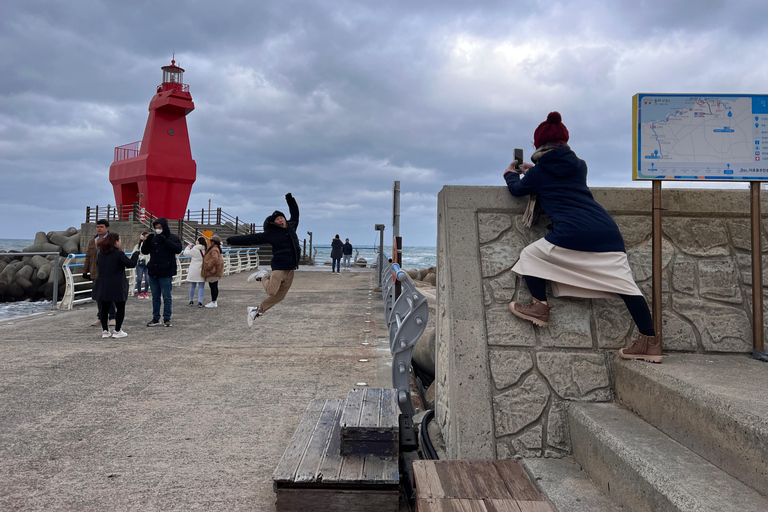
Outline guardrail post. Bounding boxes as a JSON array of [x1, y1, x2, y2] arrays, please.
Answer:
[[235, 216, 239, 234], [217, 207, 221, 225], [51, 255, 61, 308], [85, 206, 91, 223]]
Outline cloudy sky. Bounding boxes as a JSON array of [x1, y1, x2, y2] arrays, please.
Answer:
[[2, 0, 766, 246]]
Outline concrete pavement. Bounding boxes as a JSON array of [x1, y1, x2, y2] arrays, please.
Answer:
[[0, 267, 392, 511]]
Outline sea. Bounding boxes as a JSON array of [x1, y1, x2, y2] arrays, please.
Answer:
[[0, 238, 436, 321]]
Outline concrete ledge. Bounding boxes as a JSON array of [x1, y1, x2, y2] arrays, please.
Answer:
[[615, 354, 768, 496], [569, 402, 768, 512], [521, 457, 622, 512]]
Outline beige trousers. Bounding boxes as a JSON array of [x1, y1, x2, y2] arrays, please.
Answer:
[[259, 269, 295, 313]]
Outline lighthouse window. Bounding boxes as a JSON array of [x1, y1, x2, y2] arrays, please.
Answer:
[[168, 129, 175, 135]]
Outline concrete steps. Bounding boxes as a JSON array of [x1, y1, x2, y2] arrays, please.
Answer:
[[564, 354, 768, 512], [614, 354, 768, 496]]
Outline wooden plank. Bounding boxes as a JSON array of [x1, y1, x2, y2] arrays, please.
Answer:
[[359, 387, 382, 427], [337, 452, 365, 482], [413, 460, 446, 499], [314, 399, 345, 484], [276, 488, 398, 512], [360, 455, 400, 485], [339, 388, 364, 428], [294, 399, 344, 483], [273, 400, 325, 482], [492, 461, 545, 501], [380, 387, 399, 429]]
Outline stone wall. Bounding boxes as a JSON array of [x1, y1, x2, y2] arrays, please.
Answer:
[[436, 186, 768, 460]]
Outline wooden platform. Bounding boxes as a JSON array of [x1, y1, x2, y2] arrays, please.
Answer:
[[413, 460, 556, 512], [340, 388, 399, 457], [273, 398, 400, 512]]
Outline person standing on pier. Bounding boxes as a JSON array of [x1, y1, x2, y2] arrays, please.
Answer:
[[202, 235, 224, 308], [83, 218, 116, 328], [330, 234, 343, 274], [94, 233, 139, 338], [132, 232, 151, 299], [142, 218, 183, 327], [227, 193, 300, 327], [184, 236, 207, 308], [342, 238, 353, 270], [503, 111, 661, 363]]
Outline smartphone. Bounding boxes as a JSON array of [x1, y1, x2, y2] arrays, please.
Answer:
[[513, 148, 524, 170]]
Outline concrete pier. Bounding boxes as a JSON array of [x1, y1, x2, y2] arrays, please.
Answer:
[[0, 267, 392, 511]]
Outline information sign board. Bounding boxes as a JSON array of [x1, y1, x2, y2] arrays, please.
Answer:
[[633, 93, 768, 181]]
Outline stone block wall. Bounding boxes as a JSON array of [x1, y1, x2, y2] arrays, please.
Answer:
[[436, 185, 768, 460]]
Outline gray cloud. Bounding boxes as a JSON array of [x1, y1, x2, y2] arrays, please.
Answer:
[[1, 0, 765, 245]]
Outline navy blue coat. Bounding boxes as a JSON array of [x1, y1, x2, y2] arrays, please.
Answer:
[[504, 146, 626, 253]]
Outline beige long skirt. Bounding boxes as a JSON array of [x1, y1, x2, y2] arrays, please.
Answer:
[[511, 238, 642, 299]]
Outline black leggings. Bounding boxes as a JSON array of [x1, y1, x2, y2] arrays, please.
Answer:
[[209, 281, 219, 302], [100, 301, 126, 331], [523, 275, 654, 335]]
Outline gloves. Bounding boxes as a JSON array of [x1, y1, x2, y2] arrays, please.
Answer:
[[82, 273, 90, 280], [285, 192, 293, 200], [155, 234, 166, 243]]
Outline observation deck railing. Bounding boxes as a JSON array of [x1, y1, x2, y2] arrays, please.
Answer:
[[58, 247, 259, 310]]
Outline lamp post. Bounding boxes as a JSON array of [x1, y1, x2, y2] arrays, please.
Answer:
[[307, 231, 313, 264], [375, 224, 385, 285]]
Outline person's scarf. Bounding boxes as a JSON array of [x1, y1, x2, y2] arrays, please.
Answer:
[[522, 142, 569, 227]]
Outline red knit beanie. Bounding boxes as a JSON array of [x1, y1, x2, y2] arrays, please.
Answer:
[[533, 111, 569, 149]]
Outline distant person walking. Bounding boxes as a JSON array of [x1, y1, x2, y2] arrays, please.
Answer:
[[83, 218, 116, 327], [142, 218, 182, 327], [184, 236, 207, 308], [202, 235, 225, 308], [342, 238, 353, 270], [227, 193, 300, 327], [94, 233, 138, 338], [330, 235, 343, 274], [132, 232, 151, 298]]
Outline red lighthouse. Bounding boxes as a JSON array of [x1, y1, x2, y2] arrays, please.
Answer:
[[109, 59, 196, 220]]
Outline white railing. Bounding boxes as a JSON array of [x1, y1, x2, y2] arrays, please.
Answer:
[[59, 247, 259, 310]]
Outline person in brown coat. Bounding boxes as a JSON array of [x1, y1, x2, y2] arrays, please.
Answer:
[[82, 219, 115, 327], [202, 235, 225, 308]]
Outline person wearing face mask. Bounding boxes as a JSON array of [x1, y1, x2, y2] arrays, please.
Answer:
[[227, 193, 300, 327], [141, 217, 183, 327]]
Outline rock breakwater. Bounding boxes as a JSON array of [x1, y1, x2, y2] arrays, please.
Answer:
[[0, 227, 80, 302]]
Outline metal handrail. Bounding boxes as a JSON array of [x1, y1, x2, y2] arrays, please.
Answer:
[[58, 247, 259, 310]]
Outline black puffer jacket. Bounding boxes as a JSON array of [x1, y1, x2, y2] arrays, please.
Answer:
[[330, 237, 343, 259], [141, 217, 183, 277], [227, 194, 300, 271]]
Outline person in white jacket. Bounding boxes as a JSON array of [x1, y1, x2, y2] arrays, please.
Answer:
[[184, 237, 207, 307]]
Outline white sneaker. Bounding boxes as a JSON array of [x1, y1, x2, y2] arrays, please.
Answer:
[[204, 301, 218, 308], [247, 269, 270, 283], [247, 306, 261, 327], [112, 330, 128, 338], [102, 330, 111, 338]]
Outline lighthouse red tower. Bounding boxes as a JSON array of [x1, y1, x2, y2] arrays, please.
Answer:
[[109, 59, 196, 220]]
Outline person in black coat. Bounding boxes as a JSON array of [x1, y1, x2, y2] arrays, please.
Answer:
[[94, 233, 139, 338], [227, 193, 300, 326], [330, 234, 343, 274], [342, 238, 353, 270], [141, 217, 183, 327]]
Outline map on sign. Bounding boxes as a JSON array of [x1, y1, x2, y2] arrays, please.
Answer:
[[633, 93, 768, 181]]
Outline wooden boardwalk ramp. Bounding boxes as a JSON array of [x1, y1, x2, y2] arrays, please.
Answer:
[[413, 460, 556, 512]]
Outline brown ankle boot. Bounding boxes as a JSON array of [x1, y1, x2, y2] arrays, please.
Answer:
[[619, 333, 662, 363], [509, 298, 552, 327]]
